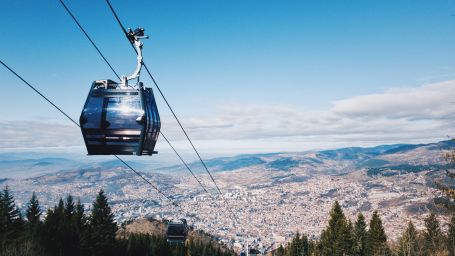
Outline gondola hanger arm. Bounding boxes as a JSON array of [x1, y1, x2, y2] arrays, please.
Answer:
[[121, 27, 149, 87]]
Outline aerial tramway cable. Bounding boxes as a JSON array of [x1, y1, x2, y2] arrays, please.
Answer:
[[104, 0, 224, 195], [58, 0, 210, 196], [103, 0, 243, 228], [58, 0, 242, 229], [59, 0, 120, 80], [0, 59, 176, 206]]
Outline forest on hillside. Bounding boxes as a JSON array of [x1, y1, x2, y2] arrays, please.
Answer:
[[271, 201, 455, 256], [0, 187, 234, 256]]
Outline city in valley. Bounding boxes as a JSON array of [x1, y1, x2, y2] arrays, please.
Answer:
[[2, 140, 453, 253]]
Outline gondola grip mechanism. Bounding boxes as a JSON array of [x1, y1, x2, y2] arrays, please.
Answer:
[[121, 28, 149, 88]]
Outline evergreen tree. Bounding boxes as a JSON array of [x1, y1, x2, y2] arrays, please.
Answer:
[[89, 189, 118, 255], [41, 201, 63, 255], [74, 199, 89, 254], [26, 192, 42, 225], [287, 232, 309, 256], [41, 198, 65, 255], [0, 186, 24, 245], [39, 196, 88, 256], [57, 198, 65, 214], [320, 201, 348, 256], [398, 221, 419, 256], [367, 210, 390, 256], [25, 192, 43, 244], [448, 214, 455, 256], [276, 244, 285, 256], [424, 212, 443, 254], [125, 233, 153, 256], [353, 213, 368, 256], [65, 194, 75, 219], [74, 200, 86, 229], [344, 220, 355, 255], [63, 195, 82, 256]]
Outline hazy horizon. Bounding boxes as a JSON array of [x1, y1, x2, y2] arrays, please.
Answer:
[[2, 0, 455, 155]]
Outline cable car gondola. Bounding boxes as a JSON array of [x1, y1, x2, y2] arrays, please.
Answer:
[[80, 28, 160, 156], [166, 219, 188, 244]]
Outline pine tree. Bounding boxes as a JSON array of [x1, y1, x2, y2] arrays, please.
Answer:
[[26, 192, 42, 225], [41, 198, 65, 255], [25, 192, 43, 246], [74, 200, 86, 229], [74, 199, 89, 254], [344, 220, 355, 255], [398, 221, 419, 256], [89, 189, 118, 255], [448, 214, 455, 256], [39, 196, 88, 256], [63, 195, 82, 256], [276, 244, 285, 256], [287, 232, 309, 256], [424, 212, 443, 254], [0, 186, 24, 245], [353, 213, 368, 256], [320, 201, 348, 256], [65, 195, 75, 219], [367, 210, 390, 256]]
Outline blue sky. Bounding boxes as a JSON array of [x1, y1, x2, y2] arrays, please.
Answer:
[[1, 0, 455, 154]]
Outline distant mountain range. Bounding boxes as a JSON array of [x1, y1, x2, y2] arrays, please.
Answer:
[[1, 140, 453, 180], [156, 140, 454, 176]]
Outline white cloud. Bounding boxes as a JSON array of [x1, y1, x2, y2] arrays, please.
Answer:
[[331, 80, 455, 120], [1, 80, 454, 153], [0, 121, 83, 149], [161, 80, 455, 152]]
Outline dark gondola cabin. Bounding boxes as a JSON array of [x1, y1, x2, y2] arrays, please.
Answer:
[[80, 79, 160, 155], [166, 220, 188, 244]]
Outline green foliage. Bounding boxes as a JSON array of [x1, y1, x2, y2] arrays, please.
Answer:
[[320, 201, 351, 256], [353, 213, 368, 256], [0, 186, 24, 247], [41, 198, 66, 255], [276, 244, 285, 256], [424, 212, 444, 254], [186, 235, 234, 256], [25, 192, 41, 225], [344, 220, 355, 255], [448, 214, 455, 256], [286, 232, 310, 256], [88, 189, 118, 255], [0, 187, 236, 256], [397, 221, 420, 256], [24, 192, 44, 253], [367, 210, 390, 256], [120, 233, 171, 256]]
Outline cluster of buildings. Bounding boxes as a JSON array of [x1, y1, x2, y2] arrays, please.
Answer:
[[10, 168, 446, 254]]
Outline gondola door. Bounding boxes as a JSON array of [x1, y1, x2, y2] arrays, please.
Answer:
[[101, 90, 145, 155]]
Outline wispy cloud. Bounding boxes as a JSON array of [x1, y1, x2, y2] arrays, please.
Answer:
[[162, 79, 455, 152], [0, 121, 83, 149], [331, 80, 455, 120], [2, 80, 454, 153]]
